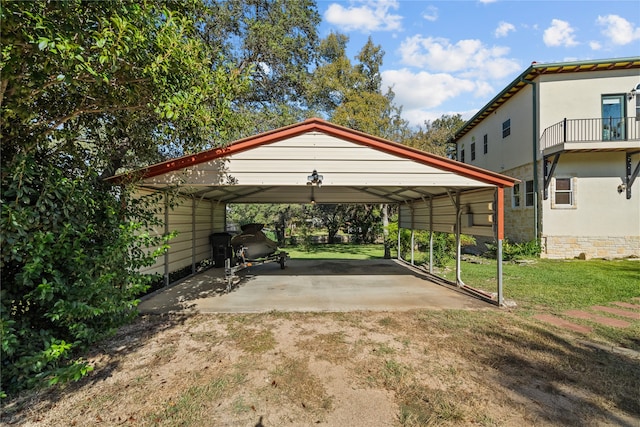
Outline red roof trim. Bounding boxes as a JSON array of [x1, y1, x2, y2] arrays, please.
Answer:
[[110, 118, 516, 187]]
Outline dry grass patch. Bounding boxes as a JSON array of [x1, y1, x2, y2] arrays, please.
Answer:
[[3, 310, 639, 427], [266, 356, 333, 421]]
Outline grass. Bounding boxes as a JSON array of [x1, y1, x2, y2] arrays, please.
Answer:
[[4, 244, 639, 427], [284, 243, 391, 260], [436, 257, 640, 311]]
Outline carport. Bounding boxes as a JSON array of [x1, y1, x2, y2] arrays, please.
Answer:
[[115, 118, 517, 306]]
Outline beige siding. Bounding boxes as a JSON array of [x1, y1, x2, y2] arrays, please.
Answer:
[[399, 189, 496, 237], [144, 132, 492, 189], [138, 191, 225, 277]]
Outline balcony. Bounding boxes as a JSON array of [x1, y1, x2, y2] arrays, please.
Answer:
[[541, 117, 640, 153]]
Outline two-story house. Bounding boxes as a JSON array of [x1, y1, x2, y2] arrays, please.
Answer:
[[453, 57, 640, 259]]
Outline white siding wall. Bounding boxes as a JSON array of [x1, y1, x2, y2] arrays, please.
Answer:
[[399, 189, 496, 237], [138, 190, 225, 278], [146, 132, 491, 188]]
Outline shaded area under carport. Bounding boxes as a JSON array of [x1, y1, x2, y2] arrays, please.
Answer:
[[138, 259, 492, 314]]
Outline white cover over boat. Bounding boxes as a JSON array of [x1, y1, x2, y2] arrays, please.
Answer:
[[230, 223, 278, 260]]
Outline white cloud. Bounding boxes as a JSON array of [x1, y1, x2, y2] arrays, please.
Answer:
[[381, 68, 496, 126], [398, 35, 520, 80], [422, 6, 438, 22], [543, 19, 578, 47], [597, 14, 640, 45], [479, 0, 497, 4], [589, 41, 602, 50], [324, 0, 402, 32], [495, 21, 515, 38]]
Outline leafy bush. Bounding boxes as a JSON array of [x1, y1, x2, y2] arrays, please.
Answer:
[[388, 224, 476, 267], [485, 239, 541, 261], [1, 152, 169, 396]]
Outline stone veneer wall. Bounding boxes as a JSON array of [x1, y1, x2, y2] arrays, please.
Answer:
[[542, 235, 640, 259], [502, 163, 541, 243]]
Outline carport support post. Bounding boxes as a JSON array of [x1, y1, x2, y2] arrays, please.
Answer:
[[191, 197, 196, 275], [397, 225, 401, 260], [163, 192, 170, 288], [455, 191, 462, 287], [496, 187, 505, 306], [429, 196, 433, 274], [410, 230, 415, 265]]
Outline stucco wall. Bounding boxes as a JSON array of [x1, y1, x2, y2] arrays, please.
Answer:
[[538, 70, 640, 133], [541, 152, 639, 236], [457, 85, 534, 173]]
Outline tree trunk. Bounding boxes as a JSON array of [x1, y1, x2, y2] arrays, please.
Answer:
[[382, 204, 391, 259]]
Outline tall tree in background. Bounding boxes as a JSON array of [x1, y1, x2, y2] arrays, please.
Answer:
[[0, 0, 247, 395], [307, 34, 409, 251], [403, 114, 466, 158], [201, 0, 321, 136]]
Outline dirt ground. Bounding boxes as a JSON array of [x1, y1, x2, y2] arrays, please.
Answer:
[[3, 308, 639, 426]]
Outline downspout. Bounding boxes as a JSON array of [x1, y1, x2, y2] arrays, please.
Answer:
[[521, 76, 539, 240]]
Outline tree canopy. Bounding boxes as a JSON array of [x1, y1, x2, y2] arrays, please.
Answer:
[[0, 0, 248, 395]]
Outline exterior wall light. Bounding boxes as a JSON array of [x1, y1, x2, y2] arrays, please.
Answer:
[[307, 169, 323, 187]]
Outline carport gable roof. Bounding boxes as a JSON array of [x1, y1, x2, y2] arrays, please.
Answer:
[[114, 118, 516, 204]]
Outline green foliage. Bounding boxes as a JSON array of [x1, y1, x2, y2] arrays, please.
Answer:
[[1, 0, 249, 174], [1, 151, 169, 395], [402, 114, 466, 157], [388, 226, 476, 267], [485, 239, 541, 261], [306, 33, 409, 140], [202, 0, 321, 137], [0, 0, 250, 396]]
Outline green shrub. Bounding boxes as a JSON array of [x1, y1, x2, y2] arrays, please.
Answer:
[[1, 152, 169, 396], [485, 239, 541, 261], [388, 224, 476, 267]]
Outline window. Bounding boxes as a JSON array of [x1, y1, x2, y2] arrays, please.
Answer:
[[554, 178, 574, 206], [512, 183, 521, 207], [525, 180, 535, 207], [460, 149, 465, 163], [601, 95, 626, 141], [502, 119, 511, 138], [483, 134, 488, 154], [471, 142, 476, 161]]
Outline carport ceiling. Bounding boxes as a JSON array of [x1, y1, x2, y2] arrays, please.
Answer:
[[115, 118, 516, 204]]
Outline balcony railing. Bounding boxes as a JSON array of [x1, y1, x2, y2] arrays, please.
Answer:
[[540, 116, 639, 151]]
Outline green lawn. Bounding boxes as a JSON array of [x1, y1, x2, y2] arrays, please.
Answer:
[[284, 243, 390, 260], [284, 243, 640, 349], [285, 243, 639, 311]]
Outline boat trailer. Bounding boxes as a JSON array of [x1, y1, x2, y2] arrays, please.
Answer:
[[224, 247, 288, 292]]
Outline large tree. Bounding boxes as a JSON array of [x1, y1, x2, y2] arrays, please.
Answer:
[[0, 0, 247, 395], [403, 114, 466, 158], [201, 0, 321, 136], [306, 34, 408, 251]]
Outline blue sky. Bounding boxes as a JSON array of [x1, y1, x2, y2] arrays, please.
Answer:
[[317, 0, 640, 127]]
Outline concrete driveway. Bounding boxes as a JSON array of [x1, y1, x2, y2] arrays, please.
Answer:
[[138, 259, 492, 314]]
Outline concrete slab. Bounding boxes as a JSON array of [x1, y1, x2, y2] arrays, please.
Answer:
[[138, 259, 493, 314]]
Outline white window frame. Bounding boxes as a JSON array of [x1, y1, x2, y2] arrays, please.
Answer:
[[551, 177, 576, 209], [512, 183, 521, 208], [525, 180, 535, 207]]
